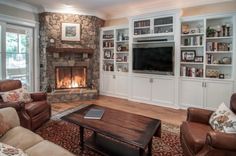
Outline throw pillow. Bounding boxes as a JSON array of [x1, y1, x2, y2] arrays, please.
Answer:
[[0, 142, 28, 156], [0, 114, 11, 137], [209, 103, 236, 133], [1, 87, 32, 103]]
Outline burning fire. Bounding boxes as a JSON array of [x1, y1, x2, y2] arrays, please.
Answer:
[[57, 76, 86, 89]]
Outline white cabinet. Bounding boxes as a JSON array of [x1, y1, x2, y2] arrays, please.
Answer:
[[100, 73, 128, 98], [131, 75, 176, 107], [100, 74, 115, 95], [152, 78, 175, 106], [180, 79, 233, 110], [205, 81, 233, 109], [180, 79, 204, 108], [131, 76, 152, 101], [115, 74, 128, 97], [132, 16, 174, 37]]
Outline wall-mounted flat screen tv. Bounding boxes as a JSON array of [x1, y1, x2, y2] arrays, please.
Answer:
[[133, 45, 174, 75]]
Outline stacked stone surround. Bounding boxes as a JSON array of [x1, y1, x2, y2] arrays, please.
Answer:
[[39, 12, 105, 91]]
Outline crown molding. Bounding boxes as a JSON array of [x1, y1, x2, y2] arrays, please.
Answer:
[[107, 0, 234, 19], [0, 0, 40, 13], [42, 7, 107, 20], [0, 0, 233, 20]]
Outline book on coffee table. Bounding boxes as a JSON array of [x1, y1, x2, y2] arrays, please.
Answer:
[[84, 108, 105, 119]]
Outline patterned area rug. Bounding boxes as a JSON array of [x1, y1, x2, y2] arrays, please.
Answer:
[[36, 106, 183, 156]]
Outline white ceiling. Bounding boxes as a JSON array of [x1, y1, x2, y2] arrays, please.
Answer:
[[1, 0, 235, 19]]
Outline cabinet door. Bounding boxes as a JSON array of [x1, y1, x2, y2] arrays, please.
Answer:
[[205, 81, 233, 110], [131, 76, 151, 101], [152, 78, 175, 106], [180, 80, 204, 108], [133, 19, 151, 36], [115, 75, 128, 97], [100, 74, 115, 95]]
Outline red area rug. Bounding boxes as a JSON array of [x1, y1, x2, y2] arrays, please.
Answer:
[[36, 120, 183, 156]]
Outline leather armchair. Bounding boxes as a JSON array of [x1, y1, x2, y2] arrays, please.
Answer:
[[0, 80, 51, 131], [180, 93, 236, 156]]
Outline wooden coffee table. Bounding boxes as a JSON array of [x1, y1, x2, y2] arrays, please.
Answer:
[[61, 104, 161, 156]]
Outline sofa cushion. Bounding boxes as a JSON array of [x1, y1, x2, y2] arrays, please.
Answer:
[[209, 103, 236, 133], [0, 126, 43, 150], [0, 142, 28, 156], [0, 114, 11, 137], [181, 121, 212, 154], [25, 101, 49, 117], [1, 87, 32, 103], [25, 140, 74, 156]]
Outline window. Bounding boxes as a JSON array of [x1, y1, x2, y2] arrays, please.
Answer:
[[0, 24, 33, 90]]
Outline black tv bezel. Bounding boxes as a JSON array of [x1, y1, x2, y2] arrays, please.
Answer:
[[132, 43, 175, 75]]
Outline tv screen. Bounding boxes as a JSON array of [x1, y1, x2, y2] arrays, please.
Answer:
[[133, 47, 173, 74]]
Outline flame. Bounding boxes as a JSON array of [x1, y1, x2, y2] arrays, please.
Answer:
[[57, 75, 86, 89], [56, 67, 87, 89]]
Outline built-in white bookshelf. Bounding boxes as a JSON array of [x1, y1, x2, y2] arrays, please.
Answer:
[[101, 26, 129, 73], [180, 16, 234, 80], [180, 19, 205, 78]]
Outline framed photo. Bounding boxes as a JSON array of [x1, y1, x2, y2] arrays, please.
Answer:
[[194, 56, 203, 62], [104, 50, 111, 59], [61, 23, 80, 41], [181, 50, 196, 62]]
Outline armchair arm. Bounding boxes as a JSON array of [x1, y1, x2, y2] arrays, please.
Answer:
[[0, 101, 25, 111], [206, 131, 236, 151], [30, 92, 47, 101], [187, 107, 213, 124]]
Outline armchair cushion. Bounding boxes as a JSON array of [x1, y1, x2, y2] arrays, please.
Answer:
[[181, 121, 212, 154], [0, 142, 28, 156], [209, 103, 236, 133], [1, 87, 32, 103]]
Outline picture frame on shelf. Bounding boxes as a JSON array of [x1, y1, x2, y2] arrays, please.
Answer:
[[194, 56, 203, 62], [61, 23, 81, 41], [104, 50, 112, 59], [181, 50, 196, 62], [182, 24, 190, 34]]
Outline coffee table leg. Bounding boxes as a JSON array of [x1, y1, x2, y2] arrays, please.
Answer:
[[79, 126, 84, 150], [148, 138, 153, 156]]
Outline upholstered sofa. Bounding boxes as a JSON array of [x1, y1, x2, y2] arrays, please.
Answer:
[[0, 107, 74, 156], [0, 80, 51, 131], [180, 93, 236, 156]]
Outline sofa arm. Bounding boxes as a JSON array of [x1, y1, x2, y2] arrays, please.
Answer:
[[0, 101, 25, 111], [187, 107, 213, 124], [30, 92, 47, 101], [0, 107, 20, 128], [206, 131, 236, 151]]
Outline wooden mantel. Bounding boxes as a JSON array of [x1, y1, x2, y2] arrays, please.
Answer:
[[46, 47, 94, 54]]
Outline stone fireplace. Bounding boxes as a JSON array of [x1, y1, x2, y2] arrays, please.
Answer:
[[55, 66, 87, 89], [38, 12, 105, 102]]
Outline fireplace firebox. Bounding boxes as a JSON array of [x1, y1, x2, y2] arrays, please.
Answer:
[[55, 66, 87, 89]]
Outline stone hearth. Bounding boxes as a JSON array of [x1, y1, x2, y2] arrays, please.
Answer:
[[47, 89, 97, 103]]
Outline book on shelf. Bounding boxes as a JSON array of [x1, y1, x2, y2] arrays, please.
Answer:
[[84, 108, 105, 119]]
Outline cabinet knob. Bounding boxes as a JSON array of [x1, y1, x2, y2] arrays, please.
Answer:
[[113, 75, 116, 79]]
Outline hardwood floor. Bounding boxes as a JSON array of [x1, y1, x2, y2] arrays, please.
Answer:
[[51, 95, 187, 126]]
